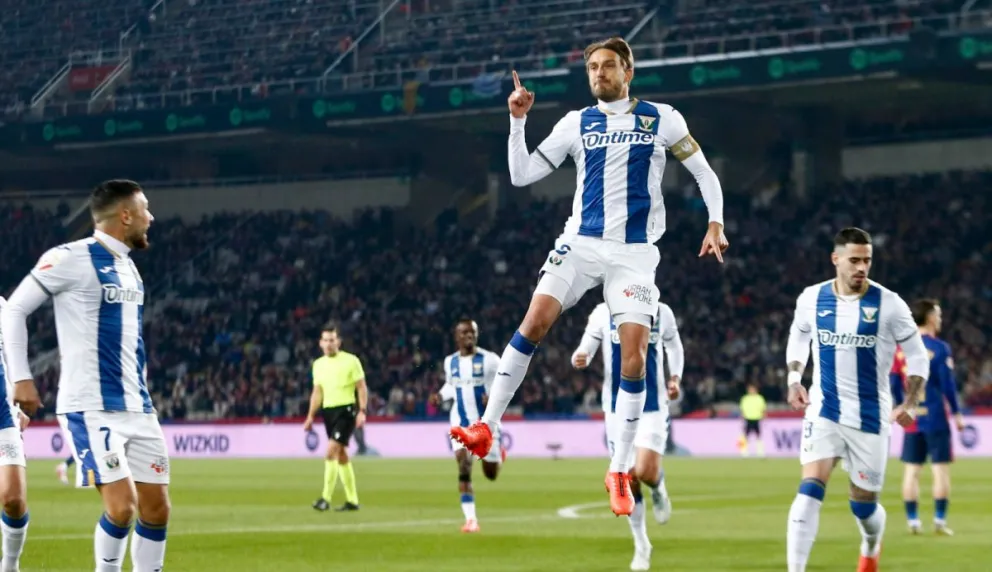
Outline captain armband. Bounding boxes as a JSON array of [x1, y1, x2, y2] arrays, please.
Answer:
[[669, 134, 701, 161]]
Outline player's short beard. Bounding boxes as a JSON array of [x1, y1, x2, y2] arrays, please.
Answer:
[[592, 79, 623, 102], [130, 229, 150, 250]]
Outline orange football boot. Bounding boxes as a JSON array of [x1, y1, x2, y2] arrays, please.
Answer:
[[605, 471, 635, 516], [857, 544, 881, 572], [450, 421, 493, 459]]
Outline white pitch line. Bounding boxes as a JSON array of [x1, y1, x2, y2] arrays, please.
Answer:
[[27, 513, 566, 542]]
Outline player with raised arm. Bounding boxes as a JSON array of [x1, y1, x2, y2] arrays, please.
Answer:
[[784, 228, 929, 572], [891, 299, 964, 536], [450, 36, 726, 517], [572, 302, 683, 571], [1, 180, 170, 572], [437, 320, 504, 533], [0, 297, 31, 572]]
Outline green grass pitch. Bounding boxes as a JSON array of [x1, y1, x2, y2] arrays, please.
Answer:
[[21, 457, 992, 571]]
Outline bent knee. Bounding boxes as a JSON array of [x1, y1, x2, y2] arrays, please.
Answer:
[[632, 464, 658, 486], [482, 462, 499, 481], [2, 497, 26, 519]]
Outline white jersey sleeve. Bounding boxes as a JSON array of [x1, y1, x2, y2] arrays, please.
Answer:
[[507, 111, 580, 187], [658, 303, 684, 379], [30, 245, 81, 296], [572, 302, 608, 367], [786, 286, 817, 370], [439, 358, 456, 402], [884, 292, 929, 381], [654, 103, 724, 226]]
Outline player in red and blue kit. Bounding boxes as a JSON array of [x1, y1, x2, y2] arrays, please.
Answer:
[[890, 299, 964, 536]]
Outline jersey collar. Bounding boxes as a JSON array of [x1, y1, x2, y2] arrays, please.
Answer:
[[93, 230, 131, 258], [597, 97, 638, 115]]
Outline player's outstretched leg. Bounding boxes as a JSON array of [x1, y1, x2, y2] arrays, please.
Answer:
[[786, 476, 827, 572], [452, 279, 565, 458], [627, 478, 651, 571], [901, 463, 922, 534], [605, 319, 651, 517], [130, 482, 170, 572], [851, 484, 886, 572], [454, 450, 479, 532], [94, 481, 135, 572], [0, 461, 29, 572]]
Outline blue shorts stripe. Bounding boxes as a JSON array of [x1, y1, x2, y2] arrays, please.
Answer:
[[65, 412, 102, 486], [609, 319, 622, 413]]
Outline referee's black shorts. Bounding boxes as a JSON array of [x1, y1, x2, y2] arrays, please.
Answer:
[[322, 404, 357, 446], [744, 419, 762, 437]]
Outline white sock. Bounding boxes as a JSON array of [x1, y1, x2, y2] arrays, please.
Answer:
[[853, 502, 885, 558], [787, 481, 825, 572], [629, 500, 650, 551], [1, 512, 28, 571], [481, 332, 537, 428], [460, 493, 477, 521], [95, 514, 130, 572], [609, 377, 646, 473], [130, 520, 167, 572]]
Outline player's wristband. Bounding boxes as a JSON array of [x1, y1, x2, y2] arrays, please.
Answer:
[[787, 371, 802, 386]]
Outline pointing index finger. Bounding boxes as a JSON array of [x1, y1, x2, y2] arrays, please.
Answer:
[[511, 70, 521, 90]]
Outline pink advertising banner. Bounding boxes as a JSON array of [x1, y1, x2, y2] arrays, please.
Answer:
[[22, 417, 992, 459]]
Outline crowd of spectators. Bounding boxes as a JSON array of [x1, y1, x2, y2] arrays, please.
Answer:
[[3, 0, 981, 116], [3, 169, 991, 422]]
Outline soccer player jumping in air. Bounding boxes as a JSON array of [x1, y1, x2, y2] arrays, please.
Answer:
[[450, 37, 727, 517]]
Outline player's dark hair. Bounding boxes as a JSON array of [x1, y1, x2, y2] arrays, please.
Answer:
[[454, 318, 476, 331], [321, 323, 339, 336], [90, 179, 142, 221], [911, 298, 940, 326], [833, 227, 872, 248], [584, 37, 634, 70]]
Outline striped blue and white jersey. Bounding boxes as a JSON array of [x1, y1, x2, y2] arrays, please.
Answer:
[[790, 280, 920, 435], [439, 348, 500, 428], [581, 302, 684, 414], [0, 298, 17, 430], [532, 100, 691, 244], [26, 231, 153, 415]]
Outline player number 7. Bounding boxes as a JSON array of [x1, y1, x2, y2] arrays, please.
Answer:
[[99, 426, 111, 450]]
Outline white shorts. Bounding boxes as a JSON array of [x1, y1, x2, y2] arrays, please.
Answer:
[[537, 234, 660, 319], [799, 416, 889, 492], [0, 427, 26, 468], [605, 410, 670, 465], [57, 411, 170, 487], [450, 425, 503, 464]]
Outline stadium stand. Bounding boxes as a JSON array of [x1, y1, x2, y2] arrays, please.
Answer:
[[4, 170, 990, 421], [5, 0, 978, 115]]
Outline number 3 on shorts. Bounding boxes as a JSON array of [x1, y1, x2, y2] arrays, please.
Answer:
[[99, 426, 111, 451], [803, 421, 813, 439]]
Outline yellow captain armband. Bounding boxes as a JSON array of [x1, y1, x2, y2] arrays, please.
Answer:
[[669, 134, 701, 161]]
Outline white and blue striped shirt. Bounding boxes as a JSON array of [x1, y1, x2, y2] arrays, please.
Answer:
[[516, 99, 715, 244], [788, 280, 922, 435], [440, 348, 500, 428], [579, 302, 685, 414], [4, 231, 153, 415], [0, 298, 17, 431]]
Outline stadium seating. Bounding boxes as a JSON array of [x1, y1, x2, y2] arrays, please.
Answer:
[[3, 170, 990, 421], [0, 0, 149, 115], [3, 0, 973, 114]]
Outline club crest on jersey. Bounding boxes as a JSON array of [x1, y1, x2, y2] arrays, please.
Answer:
[[102, 284, 145, 305], [582, 131, 654, 150], [636, 115, 656, 132], [861, 307, 878, 323]]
